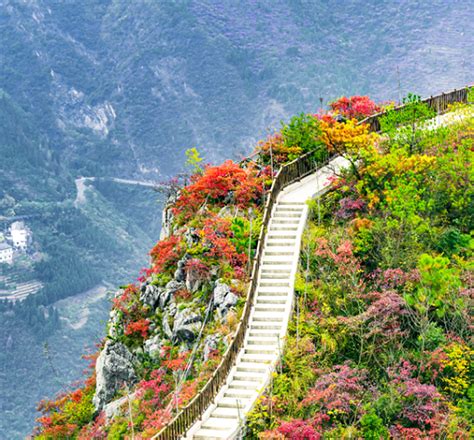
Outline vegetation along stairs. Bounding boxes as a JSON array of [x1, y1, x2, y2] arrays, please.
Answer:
[[154, 85, 471, 440]]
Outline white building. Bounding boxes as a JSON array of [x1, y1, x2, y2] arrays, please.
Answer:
[[0, 242, 13, 264], [10, 221, 31, 250]]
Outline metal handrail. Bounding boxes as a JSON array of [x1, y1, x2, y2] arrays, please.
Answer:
[[153, 150, 335, 440]]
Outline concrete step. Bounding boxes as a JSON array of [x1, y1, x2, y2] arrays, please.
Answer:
[[240, 354, 275, 363], [268, 226, 299, 231], [256, 296, 288, 304], [217, 397, 250, 408], [236, 363, 268, 373], [257, 286, 290, 293], [228, 380, 262, 389], [273, 212, 302, 218], [260, 274, 291, 280], [209, 407, 241, 419], [254, 305, 286, 312], [252, 314, 284, 322], [261, 260, 293, 266], [263, 249, 295, 255], [259, 281, 290, 287], [246, 336, 279, 345], [224, 388, 256, 399], [231, 370, 267, 381], [275, 206, 304, 211], [201, 418, 235, 431], [244, 346, 277, 355], [193, 428, 233, 439], [257, 294, 289, 300], [278, 201, 305, 205], [266, 241, 295, 247], [271, 219, 300, 224], [249, 323, 282, 330], [260, 268, 292, 274], [267, 234, 298, 239], [248, 329, 281, 338]]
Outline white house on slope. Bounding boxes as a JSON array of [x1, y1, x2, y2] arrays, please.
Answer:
[[10, 221, 31, 250], [0, 242, 13, 264]]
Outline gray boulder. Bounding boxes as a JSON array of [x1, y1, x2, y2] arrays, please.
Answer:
[[144, 334, 162, 359], [140, 284, 164, 309], [174, 255, 190, 282], [93, 340, 137, 411], [160, 193, 177, 240], [172, 308, 202, 342], [202, 334, 219, 362], [213, 279, 238, 319]]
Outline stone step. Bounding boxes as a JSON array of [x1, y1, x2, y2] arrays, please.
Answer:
[[249, 323, 282, 330], [244, 345, 277, 355], [271, 219, 300, 224], [235, 363, 268, 373], [263, 251, 295, 256], [228, 380, 262, 389], [256, 298, 287, 306], [260, 268, 292, 274], [261, 260, 293, 266], [224, 388, 256, 399], [266, 241, 295, 247], [217, 397, 250, 409], [254, 305, 286, 312], [210, 407, 240, 419], [275, 207, 304, 212], [256, 292, 289, 299], [246, 336, 279, 345], [193, 428, 233, 439], [259, 281, 290, 287], [201, 418, 235, 431], [267, 234, 297, 239], [231, 370, 266, 381], [260, 274, 291, 280], [240, 354, 274, 364], [273, 212, 302, 218], [248, 329, 281, 338]]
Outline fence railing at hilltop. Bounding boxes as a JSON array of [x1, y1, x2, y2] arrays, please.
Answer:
[[153, 150, 334, 440], [360, 85, 472, 132]]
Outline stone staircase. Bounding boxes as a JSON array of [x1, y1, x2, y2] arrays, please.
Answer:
[[184, 156, 350, 439]]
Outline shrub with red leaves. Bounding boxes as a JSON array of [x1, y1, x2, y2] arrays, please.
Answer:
[[173, 160, 263, 221], [330, 96, 380, 120]]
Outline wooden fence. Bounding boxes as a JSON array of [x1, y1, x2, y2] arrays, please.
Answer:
[[360, 85, 472, 132], [153, 150, 334, 440]]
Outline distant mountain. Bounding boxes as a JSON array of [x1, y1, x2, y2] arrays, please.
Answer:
[[0, 0, 472, 437]]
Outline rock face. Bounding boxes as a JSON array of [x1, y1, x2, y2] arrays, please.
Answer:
[[160, 193, 177, 240], [140, 284, 164, 309], [93, 341, 137, 411], [172, 308, 202, 342], [144, 334, 162, 359], [213, 280, 238, 319], [203, 334, 219, 362]]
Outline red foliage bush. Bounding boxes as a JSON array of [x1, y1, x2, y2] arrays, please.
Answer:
[[149, 235, 183, 274], [124, 318, 150, 338], [173, 160, 263, 220], [330, 96, 380, 120]]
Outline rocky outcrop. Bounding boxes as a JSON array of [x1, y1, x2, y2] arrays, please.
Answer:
[[144, 334, 162, 359], [202, 334, 219, 362], [139, 280, 184, 311], [93, 341, 138, 411], [160, 193, 177, 240], [172, 308, 203, 342], [213, 279, 238, 319]]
